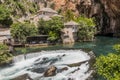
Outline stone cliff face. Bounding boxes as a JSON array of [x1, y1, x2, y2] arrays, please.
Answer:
[[47, 0, 120, 36], [78, 0, 120, 36], [1, 0, 120, 35], [90, 0, 120, 36]]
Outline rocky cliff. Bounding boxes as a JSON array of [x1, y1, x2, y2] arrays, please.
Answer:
[[1, 0, 120, 36], [47, 0, 120, 36]]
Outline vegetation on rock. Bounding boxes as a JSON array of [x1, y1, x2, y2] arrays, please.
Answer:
[[64, 9, 75, 22], [0, 4, 13, 26], [0, 0, 39, 24]]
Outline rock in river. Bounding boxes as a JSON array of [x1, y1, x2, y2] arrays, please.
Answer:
[[44, 66, 57, 77], [12, 73, 33, 80]]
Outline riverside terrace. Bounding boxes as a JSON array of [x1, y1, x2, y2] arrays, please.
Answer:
[[26, 35, 49, 44]]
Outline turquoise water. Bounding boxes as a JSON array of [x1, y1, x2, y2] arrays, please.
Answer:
[[37, 36, 120, 56], [1, 36, 120, 80], [37, 36, 120, 80]]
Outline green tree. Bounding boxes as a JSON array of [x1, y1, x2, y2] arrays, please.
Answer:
[[38, 19, 49, 35], [38, 16, 64, 41], [113, 44, 120, 54], [48, 31, 58, 42], [10, 22, 38, 43], [64, 9, 75, 22], [95, 53, 120, 80], [50, 3, 55, 9], [0, 5, 13, 26], [0, 44, 13, 64], [95, 44, 120, 80], [75, 16, 96, 41]]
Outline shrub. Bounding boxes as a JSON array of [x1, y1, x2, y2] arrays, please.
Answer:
[[0, 44, 12, 64], [10, 22, 38, 43], [0, 44, 8, 50], [38, 16, 64, 41], [64, 9, 75, 22], [75, 16, 96, 41], [95, 53, 120, 80], [0, 5, 13, 27]]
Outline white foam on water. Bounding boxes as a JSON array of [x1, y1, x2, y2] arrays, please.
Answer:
[[0, 50, 93, 80]]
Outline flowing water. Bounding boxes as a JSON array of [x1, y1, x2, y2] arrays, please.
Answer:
[[35, 36, 120, 56], [0, 36, 120, 80], [0, 50, 93, 80]]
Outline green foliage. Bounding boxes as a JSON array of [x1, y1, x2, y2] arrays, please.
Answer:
[[64, 9, 75, 22], [21, 48, 27, 54], [0, 44, 13, 64], [38, 16, 64, 41], [0, 51, 13, 64], [0, 4, 13, 26], [50, 3, 55, 9], [16, 2, 26, 14], [10, 22, 38, 43], [2, 0, 39, 20], [0, 44, 8, 50], [113, 44, 120, 54], [95, 53, 120, 80], [95, 45, 120, 80], [38, 19, 48, 35], [48, 31, 58, 41], [75, 16, 96, 41], [57, 8, 62, 14]]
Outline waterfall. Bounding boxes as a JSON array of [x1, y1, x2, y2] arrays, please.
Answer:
[[13, 55, 25, 63], [25, 52, 42, 59], [12, 52, 43, 63], [0, 50, 95, 80]]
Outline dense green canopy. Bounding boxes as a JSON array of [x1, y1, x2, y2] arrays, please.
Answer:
[[0, 5, 13, 26], [95, 44, 120, 80], [10, 22, 38, 43], [38, 16, 64, 42]]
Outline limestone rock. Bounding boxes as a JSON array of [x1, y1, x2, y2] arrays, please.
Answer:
[[12, 74, 33, 80], [44, 66, 57, 77]]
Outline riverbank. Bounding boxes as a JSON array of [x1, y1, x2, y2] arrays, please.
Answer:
[[14, 36, 120, 56], [0, 36, 119, 80]]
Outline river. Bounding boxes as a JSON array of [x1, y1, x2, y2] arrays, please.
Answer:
[[33, 36, 120, 56], [0, 36, 120, 80]]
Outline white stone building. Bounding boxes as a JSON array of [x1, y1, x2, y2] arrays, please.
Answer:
[[61, 21, 79, 44]]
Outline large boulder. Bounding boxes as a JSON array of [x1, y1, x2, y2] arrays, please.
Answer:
[[12, 74, 33, 80], [31, 67, 45, 73], [44, 66, 57, 77]]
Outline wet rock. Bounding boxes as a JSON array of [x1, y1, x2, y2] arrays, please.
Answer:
[[31, 67, 45, 73], [44, 66, 57, 77], [57, 67, 68, 73], [35, 58, 41, 62], [61, 67, 68, 71], [67, 60, 88, 67], [42, 57, 48, 61], [62, 54, 66, 57], [35, 57, 49, 65], [68, 78, 74, 80], [12, 74, 33, 80], [49, 58, 59, 65], [71, 68, 80, 73]]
